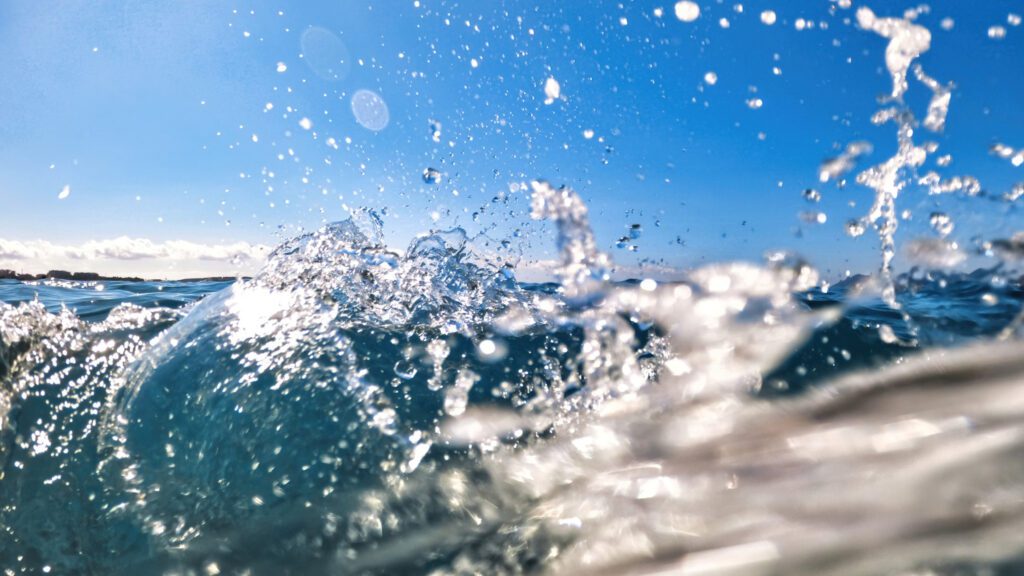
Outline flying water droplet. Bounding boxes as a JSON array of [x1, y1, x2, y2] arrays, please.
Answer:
[[57, 185, 70, 200], [761, 10, 777, 25], [422, 167, 442, 184], [429, 118, 442, 143], [929, 212, 954, 237], [845, 219, 866, 237], [543, 77, 561, 104], [674, 1, 700, 22], [628, 223, 643, 240], [799, 211, 828, 225], [819, 141, 873, 183]]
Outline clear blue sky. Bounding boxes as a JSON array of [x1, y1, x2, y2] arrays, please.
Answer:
[[0, 1, 1021, 278]]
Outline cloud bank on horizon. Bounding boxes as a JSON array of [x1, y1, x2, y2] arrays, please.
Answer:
[[0, 237, 270, 279]]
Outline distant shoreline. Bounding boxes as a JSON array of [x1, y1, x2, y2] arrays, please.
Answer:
[[0, 269, 239, 283]]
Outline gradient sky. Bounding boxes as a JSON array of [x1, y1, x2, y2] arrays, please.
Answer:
[[0, 0, 1021, 279]]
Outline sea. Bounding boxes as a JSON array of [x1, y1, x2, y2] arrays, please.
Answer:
[[2, 182, 1024, 575]]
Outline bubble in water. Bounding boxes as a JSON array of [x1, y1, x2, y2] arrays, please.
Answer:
[[393, 360, 418, 380], [351, 89, 390, 131], [476, 338, 508, 362], [674, 1, 700, 22], [845, 219, 866, 237], [422, 167, 442, 184], [988, 26, 1006, 39], [929, 212, 954, 237], [704, 71, 718, 85], [429, 118, 442, 142], [543, 77, 561, 104], [57, 185, 70, 200], [300, 26, 351, 81], [443, 369, 478, 418], [803, 188, 821, 203], [761, 10, 777, 25]]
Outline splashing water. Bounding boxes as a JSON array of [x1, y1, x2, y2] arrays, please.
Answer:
[[3, 3, 1024, 576]]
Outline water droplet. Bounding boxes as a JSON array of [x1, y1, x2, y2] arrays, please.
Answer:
[[799, 211, 827, 224], [57, 185, 70, 200], [803, 189, 821, 203], [760, 10, 777, 25], [988, 25, 1007, 39], [583, 129, 595, 139], [629, 223, 643, 239], [845, 220, 866, 237], [674, 1, 700, 22], [746, 98, 763, 109], [543, 77, 561, 104], [298, 117, 313, 131], [704, 71, 718, 85], [275, 61, 287, 73], [422, 167, 442, 184], [929, 212, 954, 237]]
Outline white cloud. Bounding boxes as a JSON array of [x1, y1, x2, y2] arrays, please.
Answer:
[[0, 237, 270, 278]]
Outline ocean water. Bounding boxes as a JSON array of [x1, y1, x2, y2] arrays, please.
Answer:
[[2, 186, 1024, 575]]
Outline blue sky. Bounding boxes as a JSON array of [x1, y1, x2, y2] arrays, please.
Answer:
[[0, 0, 1021, 279]]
